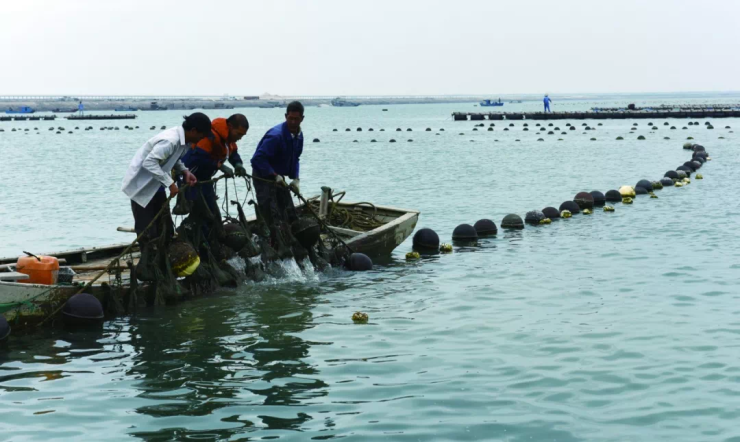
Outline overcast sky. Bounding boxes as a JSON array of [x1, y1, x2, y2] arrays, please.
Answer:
[[1, 0, 738, 96]]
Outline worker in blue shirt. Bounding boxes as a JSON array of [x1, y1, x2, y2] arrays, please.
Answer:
[[543, 94, 552, 113], [250, 101, 304, 237]]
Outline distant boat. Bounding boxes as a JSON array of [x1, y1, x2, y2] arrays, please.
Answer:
[[114, 106, 139, 112], [51, 108, 78, 113], [510, 100, 523, 104], [142, 102, 168, 111], [331, 97, 360, 107], [479, 99, 504, 107], [6, 106, 35, 114]]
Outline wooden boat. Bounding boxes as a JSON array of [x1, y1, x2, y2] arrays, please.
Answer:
[[0, 196, 419, 332]]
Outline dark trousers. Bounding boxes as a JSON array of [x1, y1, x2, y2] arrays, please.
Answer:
[[131, 190, 173, 242], [253, 176, 298, 229]]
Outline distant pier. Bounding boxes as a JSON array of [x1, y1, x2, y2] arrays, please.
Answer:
[[66, 114, 137, 120], [453, 110, 740, 121], [0, 115, 56, 121]]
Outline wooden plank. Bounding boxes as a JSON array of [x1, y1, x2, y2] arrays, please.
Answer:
[[0, 272, 29, 281]]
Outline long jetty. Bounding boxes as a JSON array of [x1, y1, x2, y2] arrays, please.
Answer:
[[0, 115, 56, 121], [453, 110, 740, 121], [66, 114, 137, 120]]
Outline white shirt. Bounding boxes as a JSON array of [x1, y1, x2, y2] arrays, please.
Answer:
[[121, 126, 189, 207]]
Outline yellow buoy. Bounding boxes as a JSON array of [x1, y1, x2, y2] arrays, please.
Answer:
[[603, 206, 615, 212], [539, 218, 552, 224], [696, 174, 703, 179], [683, 178, 690, 184], [619, 186, 636, 197], [622, 197, 633, 204], [650, 194, 658, 199], [405, 251, 420, 260], [561, 210, 572, 218], [582, 208, 592, 215], [439, 243, 453, 253], [675, 182, 684, 187], [352, 312, 369, 323]]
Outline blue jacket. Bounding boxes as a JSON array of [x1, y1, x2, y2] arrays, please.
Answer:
[[543, 97, 552, 105], [250, 122, 303, 179], [182, 146, 242, 181]]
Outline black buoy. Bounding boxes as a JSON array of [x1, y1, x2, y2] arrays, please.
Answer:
[[346, 128, 351, 131], [605, 189, 622, 202], [660, 177, 674, 186], [559, 201, 580, 214], [501, 214, 524, 230], [525, 210, 546, 224], [693, 144, 706, 152], [313, 138, 320, 143], [542, 206, 560, 219], [62, 293, 104, 325], [407, 128, 412, 132], [0, 315, 10, 342], [347, 253, 373, 271], [389, 139, 396, 143], [682, 161, 697, 171], [589, 191, 606, 206], [574, 192, 595, 210], [664, 170, 679, 180], [452, 224, 478, 242], [413, 228, 440, 251], [569, 126, 576, 130], [635, 179, 653, 192], [691, 160, 702, 170], [676, 170, 688, 179], [333, 128, 338, 131], [357, 127, 362, 131], [634, 186, 649, 195], [160, 125, 166, 130], [473, 219, 498, 236]]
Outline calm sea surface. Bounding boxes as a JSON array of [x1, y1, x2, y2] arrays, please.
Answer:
[[1, 95, 740, 441]]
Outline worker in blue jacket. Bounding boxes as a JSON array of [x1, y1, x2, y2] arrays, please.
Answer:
[[543, 94, 552, 113], [250, 101, 304, 236]]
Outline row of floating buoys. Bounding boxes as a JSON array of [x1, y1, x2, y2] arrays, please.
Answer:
[[410, 142, 711, 254]]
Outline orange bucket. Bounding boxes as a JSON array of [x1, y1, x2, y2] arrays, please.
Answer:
[[16, 256, 59, 285]]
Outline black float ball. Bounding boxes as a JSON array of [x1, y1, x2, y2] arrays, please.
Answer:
[[574, 192, 595, 210], [660, 177, 674, 186], [693, 144, 706, 152], [589, 191, 606, 206], [635, 179, 653, 192], [525, 210, 546, 224], [542, 207, 561, 219], [691, 160, 702, 170], [683, 161, 697, 171], [0, 315, 10, 342], [605, 190, 622, 202], [313, 138, 320, 143], [676, 166, 691, 176], [559, 200, 580, 214], [413, 228, 440, 251], [569, 126, 576, 130], [62, 293, 104, 325], [452, 224, 478, 242], [501, 214, 524, 230], [347, 253, 373, 271], [635, 187, 649, 195], [473, 219, 498, 236], [676, 170, 688, 179], [664, 170, 679, 180]]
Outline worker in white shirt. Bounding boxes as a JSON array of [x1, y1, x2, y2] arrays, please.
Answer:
[[122, 112, 213, 241]]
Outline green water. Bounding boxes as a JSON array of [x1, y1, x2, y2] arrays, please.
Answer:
[[1, 95, 740, 441]]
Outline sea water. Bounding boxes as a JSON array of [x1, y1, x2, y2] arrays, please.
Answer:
[[1, 95, 740, 441]]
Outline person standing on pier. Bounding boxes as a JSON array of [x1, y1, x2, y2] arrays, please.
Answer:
[[182, 113, 249, 218], [122, 112, 212, 240], [543, 94, 552, 113], [250, 101, 304, 240]]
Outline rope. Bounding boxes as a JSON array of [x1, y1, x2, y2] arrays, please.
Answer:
[[36, 175, 227, 327]]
